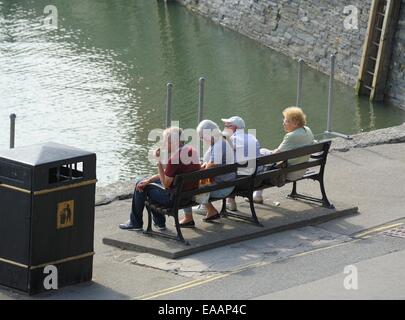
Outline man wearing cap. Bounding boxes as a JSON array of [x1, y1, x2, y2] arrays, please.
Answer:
[[221, 116, 261, 211]]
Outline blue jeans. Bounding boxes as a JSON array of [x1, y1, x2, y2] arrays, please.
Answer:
[[130, 179, 192, 227], [210, 186, 234, 200]]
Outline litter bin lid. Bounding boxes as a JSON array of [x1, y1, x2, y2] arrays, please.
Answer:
[[0, 142, 94, 166]]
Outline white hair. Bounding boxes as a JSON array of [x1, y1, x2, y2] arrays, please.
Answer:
[[197, 120, 223, 142]]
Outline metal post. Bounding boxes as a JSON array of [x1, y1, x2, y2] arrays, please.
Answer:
[[165, 82, 173, 128], [10, 114, 16, 149], [326, 54, 335, 133], [198, 77, 205, 124], [296, 59, 304, 107], [324, 54, 352, 140]]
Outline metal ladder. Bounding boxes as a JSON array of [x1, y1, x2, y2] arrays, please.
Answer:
[[356, 0, 401, 101]]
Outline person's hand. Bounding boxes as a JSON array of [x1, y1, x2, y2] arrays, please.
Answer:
[[154, 148, 161, 159], [135, 179, 149, 192], [202, 162, 215, 170]]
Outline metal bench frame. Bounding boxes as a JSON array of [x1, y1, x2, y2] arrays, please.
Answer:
[[144, 140, 333, 245]]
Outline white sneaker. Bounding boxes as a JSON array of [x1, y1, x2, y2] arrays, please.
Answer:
[[226, 198, 237, 211], [252, 192, 264, 204], [192, 205, 207, 215]]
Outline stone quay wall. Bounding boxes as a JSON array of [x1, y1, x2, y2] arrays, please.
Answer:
[[176, 0, 405, 109]]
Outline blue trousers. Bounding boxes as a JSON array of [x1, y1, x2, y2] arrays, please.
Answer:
[[130, 179, 192, 227]]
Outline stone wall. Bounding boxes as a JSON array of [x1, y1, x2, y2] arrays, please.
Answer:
[[176, 0, 404, 109], [386, 3, 405, 109]]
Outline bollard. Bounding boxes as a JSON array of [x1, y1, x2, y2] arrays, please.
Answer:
[[165, 82, 173, 128], [324, 54, 352, 140], [9, 114, 16, 149], [296, 59, 304, 108], [198, 77, 205, 124], [326, 54, 335, 133]]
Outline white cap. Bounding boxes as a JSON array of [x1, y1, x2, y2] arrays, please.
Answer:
[[221, 116, 245, 129]]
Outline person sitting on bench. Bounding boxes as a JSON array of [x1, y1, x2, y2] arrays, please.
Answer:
[[119, 127, 201, 231], [221, 116, 261, 212], [180, 120, 236, 228], [253, 106, 314, 203]]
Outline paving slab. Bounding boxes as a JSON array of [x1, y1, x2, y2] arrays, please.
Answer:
[[103, 197, 358, 259]]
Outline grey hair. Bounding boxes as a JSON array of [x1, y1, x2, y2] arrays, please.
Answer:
[[197, 120, 223, 142]]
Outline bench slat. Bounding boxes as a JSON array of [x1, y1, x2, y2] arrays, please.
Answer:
[[174, 163, 240, 184], [179, 175, 251, 199], [256, 141, 330, 166]]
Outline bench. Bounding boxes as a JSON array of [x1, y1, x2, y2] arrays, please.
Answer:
[[144, 140, 333, 244]]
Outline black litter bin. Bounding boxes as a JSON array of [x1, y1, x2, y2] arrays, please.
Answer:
[[0, 142, 96, 295]]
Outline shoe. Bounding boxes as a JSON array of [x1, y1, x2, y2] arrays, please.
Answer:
[[226, 199, 237, 211], [244, 195, 264, 204], [154, 224, 167, 231], [253, 194, 264, 204], [119, 220, 143, 231], [203, 213, 221, 222], [193, 204, 207, 215], [179, 220, 195, 228]]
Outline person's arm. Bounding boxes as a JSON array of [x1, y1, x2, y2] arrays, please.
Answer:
[[158, 162, 174, 189], [147, 174, 160, 183], [204, 161, 217, 169], [136, 148, 165, 192], [148, 148, 163, 183], [135, 174, 160, 192], [273, 133, 292, 154]]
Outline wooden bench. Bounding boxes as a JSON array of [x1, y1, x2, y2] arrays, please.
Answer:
[[144, 140, 333, 244]]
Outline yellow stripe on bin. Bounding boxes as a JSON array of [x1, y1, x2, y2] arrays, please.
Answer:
[[0, 257, 29, 269], [30, 252, 95, 270], [0, 183, 31, 194], [34, 179, 97, 196], [0, 179, 97, 195], [0, 252, 94, 270]]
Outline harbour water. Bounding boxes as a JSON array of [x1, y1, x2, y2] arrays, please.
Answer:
[[1, 0, 405, 185]]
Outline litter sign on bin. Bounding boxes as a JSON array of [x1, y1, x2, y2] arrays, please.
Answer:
[[57, 200, 75, 229]]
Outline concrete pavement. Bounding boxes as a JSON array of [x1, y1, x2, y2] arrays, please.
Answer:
[[1, 137, 405, 300], [257, 246, 405, 300]]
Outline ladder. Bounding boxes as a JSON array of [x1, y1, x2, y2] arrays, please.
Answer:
[[356, 0, 401, 101]]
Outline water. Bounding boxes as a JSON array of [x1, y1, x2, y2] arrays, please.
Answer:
[[1, 0, 405, 186]]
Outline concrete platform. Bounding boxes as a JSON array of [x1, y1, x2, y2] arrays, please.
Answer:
[[103, 196, 358, 259]]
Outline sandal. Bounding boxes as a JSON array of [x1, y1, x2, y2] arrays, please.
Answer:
[[203, 213, 221, 222], [179, 220, 196, 228]]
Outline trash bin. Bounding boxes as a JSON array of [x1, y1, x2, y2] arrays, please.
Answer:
[[0, 142, 97, 295]]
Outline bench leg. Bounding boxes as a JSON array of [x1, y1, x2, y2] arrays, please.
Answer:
[[173, 213, 188, 244], [146, 206, 153, 232], [290, 181, 298, 197], [288, 179, 335, 209], [220, 198, 228, 216], [144, 205, 190, 245], [319, 178, 335, 209], [221, 194, 263, 227], [247, 194, 262, 226]]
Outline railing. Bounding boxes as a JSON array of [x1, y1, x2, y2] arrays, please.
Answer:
[[164, 54, 351, 140], [9, 54, 351, 151], [9, 114, 16, 149]]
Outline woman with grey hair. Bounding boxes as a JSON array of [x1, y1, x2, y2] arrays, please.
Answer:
[[180, 120, 236, 227]]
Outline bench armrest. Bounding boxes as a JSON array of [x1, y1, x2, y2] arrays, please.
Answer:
[[147, 182, 166, 190], [145, 182, 176, 197]]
